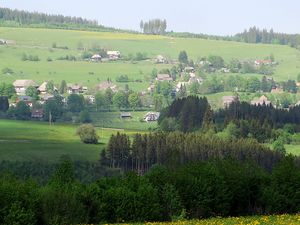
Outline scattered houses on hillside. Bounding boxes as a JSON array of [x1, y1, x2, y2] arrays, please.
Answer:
[[13, 80, 38, 95], [222, 96, 239, 108], [107, 51, 121, 60], [254, 60, 272, 66], [96, 81, 118, 92], [156, 74, 173, 82], [144, 112, 160, 122], [251, 95, 271, 106], [184, 66, 195, 73]]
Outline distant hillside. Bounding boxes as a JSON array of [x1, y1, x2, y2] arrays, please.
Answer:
[[0, 7, 134, 33], [168, 27, 300, 50]]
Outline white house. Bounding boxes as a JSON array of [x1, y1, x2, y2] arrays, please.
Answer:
[[144, 112, 160, 122], [13, 80, 38, 95], [91, 54, 102, 62], [107, 51, 121, 60]]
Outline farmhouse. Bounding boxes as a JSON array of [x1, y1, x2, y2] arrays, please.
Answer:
[[107, 51, 121, 60], [31, 108, 44, 119], [254, 60, 272, 66], [144, 112, 160, 122], [184, 66, 195, 73], [67, 84, 83, 94], [96, 81, 117, 92], [90, 54, 102, 62], [155, 55, 167, 64], [0, 39, 6, 45], [16, 95, 33, 107], [251, 95, 271, 106], [222, 96, 239, 108], [120, 112, 132, 119], [38, 82, 57, 94], [176, 82, 188, 92], [147, 84, 155, 93], [156, 74, 173, 82], [13, 80, 38, 95]]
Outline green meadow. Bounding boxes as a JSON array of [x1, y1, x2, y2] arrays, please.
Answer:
[[0, 119, 144, 162], [0, 27, 300, 93]]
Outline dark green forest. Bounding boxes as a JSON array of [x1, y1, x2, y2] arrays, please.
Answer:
[[0, 155, 299, 224]]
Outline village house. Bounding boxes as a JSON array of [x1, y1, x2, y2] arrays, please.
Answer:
[[107, 51, 121, 60], [16, 95, 33, 107], [38, 82, 58, 94], [0, 39, 7, 45], [147, 84, 155, 93], [176, 82, 188, 92], [254, 60, 272, 66], [251, 95, 271, 106], [13, 80, 38, 95], [120, 112, 132, 119], [90, 54, 102, 62], [85, 95, 95, 104], [95, 81, 117, 92], [156, 74, 173, 82], [144, 112, 160, 122], [271, 87, 283, 94], [222, 96, 239, 108], [31, 108, 44, 119], [184, 66, 195, 73], [67, 84, 83, 94], [155, 55, 167, 64]]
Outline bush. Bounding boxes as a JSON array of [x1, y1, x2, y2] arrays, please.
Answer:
[[76, 124, 98, 144]]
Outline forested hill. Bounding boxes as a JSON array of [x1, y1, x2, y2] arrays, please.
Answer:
[[168, 27, 300, 49], [0, 7, 125, 32]]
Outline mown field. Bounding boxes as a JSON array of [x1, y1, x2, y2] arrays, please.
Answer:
[[127, 214, 300, 225], [0, 119, 142, 162], [0, 27, 300, 93]]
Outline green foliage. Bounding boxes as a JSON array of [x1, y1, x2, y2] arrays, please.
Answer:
[[67, 94, 85, 112], [128, 92, 140, 110], [0, 96, 9, 112], [25, 86, 39, 100], [8, 101, 31, 120], [178, 51, 188, 64], [79, 110, 92, 123], [76, 124, 98, 144], [113, 91, 127, 109], [273, 138, 286, 155], [43, 94, 64, 121]]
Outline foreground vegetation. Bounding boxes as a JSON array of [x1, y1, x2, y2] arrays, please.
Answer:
[[133, 214, 300, 225], [1, 156, 299, 224]]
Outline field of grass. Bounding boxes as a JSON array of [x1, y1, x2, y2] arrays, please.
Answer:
[[129, 214, 300, 225], [91, 111, 157, 131], [0, 119, 140, 162], [0, 27, 300, 93]]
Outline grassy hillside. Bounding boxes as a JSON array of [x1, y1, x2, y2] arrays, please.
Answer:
[[0, 27, 300, 92], [0, 119, 140, 162]]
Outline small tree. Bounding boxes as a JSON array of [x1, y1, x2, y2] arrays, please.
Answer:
[[178, 51, 188, 64], [273, 138, 286, 155], [79, 110, 92, 123], [0, 96, 9, 112], [76, 124, 98, 144]]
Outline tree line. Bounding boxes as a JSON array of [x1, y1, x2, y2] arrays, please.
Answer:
[[0, 7, 125, 32], [235, 26, 300, 48], [140, 19, 167, 35], [0, 155, 299, 224], [103, 131, 284, 174]]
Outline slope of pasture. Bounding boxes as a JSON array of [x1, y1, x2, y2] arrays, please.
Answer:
[[0, 27, 299, 91], [0, 119, 137, 162]]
